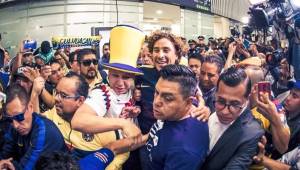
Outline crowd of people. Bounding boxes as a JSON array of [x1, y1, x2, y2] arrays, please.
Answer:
[[0, 24, 299, 170]]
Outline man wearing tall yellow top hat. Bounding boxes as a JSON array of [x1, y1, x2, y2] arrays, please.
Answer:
[[72, 25, 144, 149]]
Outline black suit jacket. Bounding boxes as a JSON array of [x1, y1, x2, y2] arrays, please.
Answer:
[[200, 108, 264, 170]]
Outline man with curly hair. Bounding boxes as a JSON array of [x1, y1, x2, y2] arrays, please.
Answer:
[[136, 31, 211, 169], [136, 31, 186, 135]]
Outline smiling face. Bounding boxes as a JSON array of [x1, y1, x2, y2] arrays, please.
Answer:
[[152, 38, 178, 71], [108, 69, 135, 95]]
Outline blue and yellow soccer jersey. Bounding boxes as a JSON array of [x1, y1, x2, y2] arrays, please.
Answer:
[[43, 107, 129, 170], [250, 107, 290, 170], [251, 107, 289, 131]]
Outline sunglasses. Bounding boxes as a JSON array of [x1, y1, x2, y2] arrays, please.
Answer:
[[81, 59, 98, 67], [3, 112, 25, 123]]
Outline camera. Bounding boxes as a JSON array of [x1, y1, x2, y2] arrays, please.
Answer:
[[266, 50, 285, 66]]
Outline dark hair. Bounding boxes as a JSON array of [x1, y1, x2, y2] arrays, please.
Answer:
[[49, 60, 61, 67], [159, 64, 197, 99], [54, 51, 60, 57], [217, 66, 252, 98], [188, 53, 203, 63], [198, 35, 205, 40], [35, 151, 79, 170], [202, 55, 224, 74], [77, 48, 96, 63], [41, 41, 51, 54], [69, 51, 78, 63], [147, 31, 184, 62], [102, 43, 110, 48], [65, 72, 89, 98], [5, 84, 30, 108]]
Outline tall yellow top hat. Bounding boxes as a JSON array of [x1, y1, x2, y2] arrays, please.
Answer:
[[102, 25, 145, 75]]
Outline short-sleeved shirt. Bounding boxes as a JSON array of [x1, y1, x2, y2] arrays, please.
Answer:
[[251, 107, 289, 131], [85, 84, 133, 118], [250, 107, 290, 164], [278, 146, 300, 170], [43, 107, 129, 170]]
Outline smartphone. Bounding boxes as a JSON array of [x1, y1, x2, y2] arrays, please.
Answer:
[[23, 40, 37, 50], [257, 81, 271, 101], [17, 67, 26, 73], [243, 39, 251, 50]]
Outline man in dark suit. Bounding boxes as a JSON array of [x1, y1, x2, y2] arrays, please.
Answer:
[[201, 66, 264, 170]]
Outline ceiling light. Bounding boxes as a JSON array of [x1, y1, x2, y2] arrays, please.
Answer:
[[241, 16, 249, 24], [248, 0, 267, 5], [156, 10, 163, 15], [290, 0, 300, 10]]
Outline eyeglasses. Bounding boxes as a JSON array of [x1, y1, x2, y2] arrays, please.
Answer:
[[104, 48, 109, 51], [3, 112, 25, 123], [81, 59, 98, 67], [214, 99, 244, 113], [55, 91, 80, 100]]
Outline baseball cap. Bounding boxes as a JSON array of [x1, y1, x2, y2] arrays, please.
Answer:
[[188, 39, 196, 44], [288, 80, 300, 90], [12, 66, 30, 82], [23, 49, 34, 55], [198, 36, 205, 40]]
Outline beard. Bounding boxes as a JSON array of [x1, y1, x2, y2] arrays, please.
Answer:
[[57, 111, 74, 122], [86, 70, 96, 79]]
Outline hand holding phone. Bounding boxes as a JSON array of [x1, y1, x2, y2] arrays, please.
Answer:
[[23, 40, 37, 50], [257, 81, 271, 102]]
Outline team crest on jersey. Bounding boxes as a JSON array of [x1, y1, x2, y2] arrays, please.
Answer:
[[82, 133, 94, 142]]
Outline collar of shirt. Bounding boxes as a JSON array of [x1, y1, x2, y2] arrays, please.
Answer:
[[203, 87, 216, 100], [208, 104, 247, 152], [208, 112, 232, 152]]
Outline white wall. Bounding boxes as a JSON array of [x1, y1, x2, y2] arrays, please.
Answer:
[[181, 9, 214, 41], [0, 0, 143, 56], [213, 16, 230, 38]]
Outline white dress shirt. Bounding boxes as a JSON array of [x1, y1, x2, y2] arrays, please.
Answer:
[[208, 112, 232, 153]]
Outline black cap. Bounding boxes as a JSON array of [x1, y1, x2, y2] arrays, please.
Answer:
[[198, 36, 205, 40], [188, 39, 197, 44], [288, 80, 300, 90], [12, 66, 28, 81]]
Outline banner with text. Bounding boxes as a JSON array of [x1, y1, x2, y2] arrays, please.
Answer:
[[52, 36, 102, 49]]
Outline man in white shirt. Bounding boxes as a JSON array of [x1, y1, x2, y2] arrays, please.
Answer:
[[201, 66, 264, 170]]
